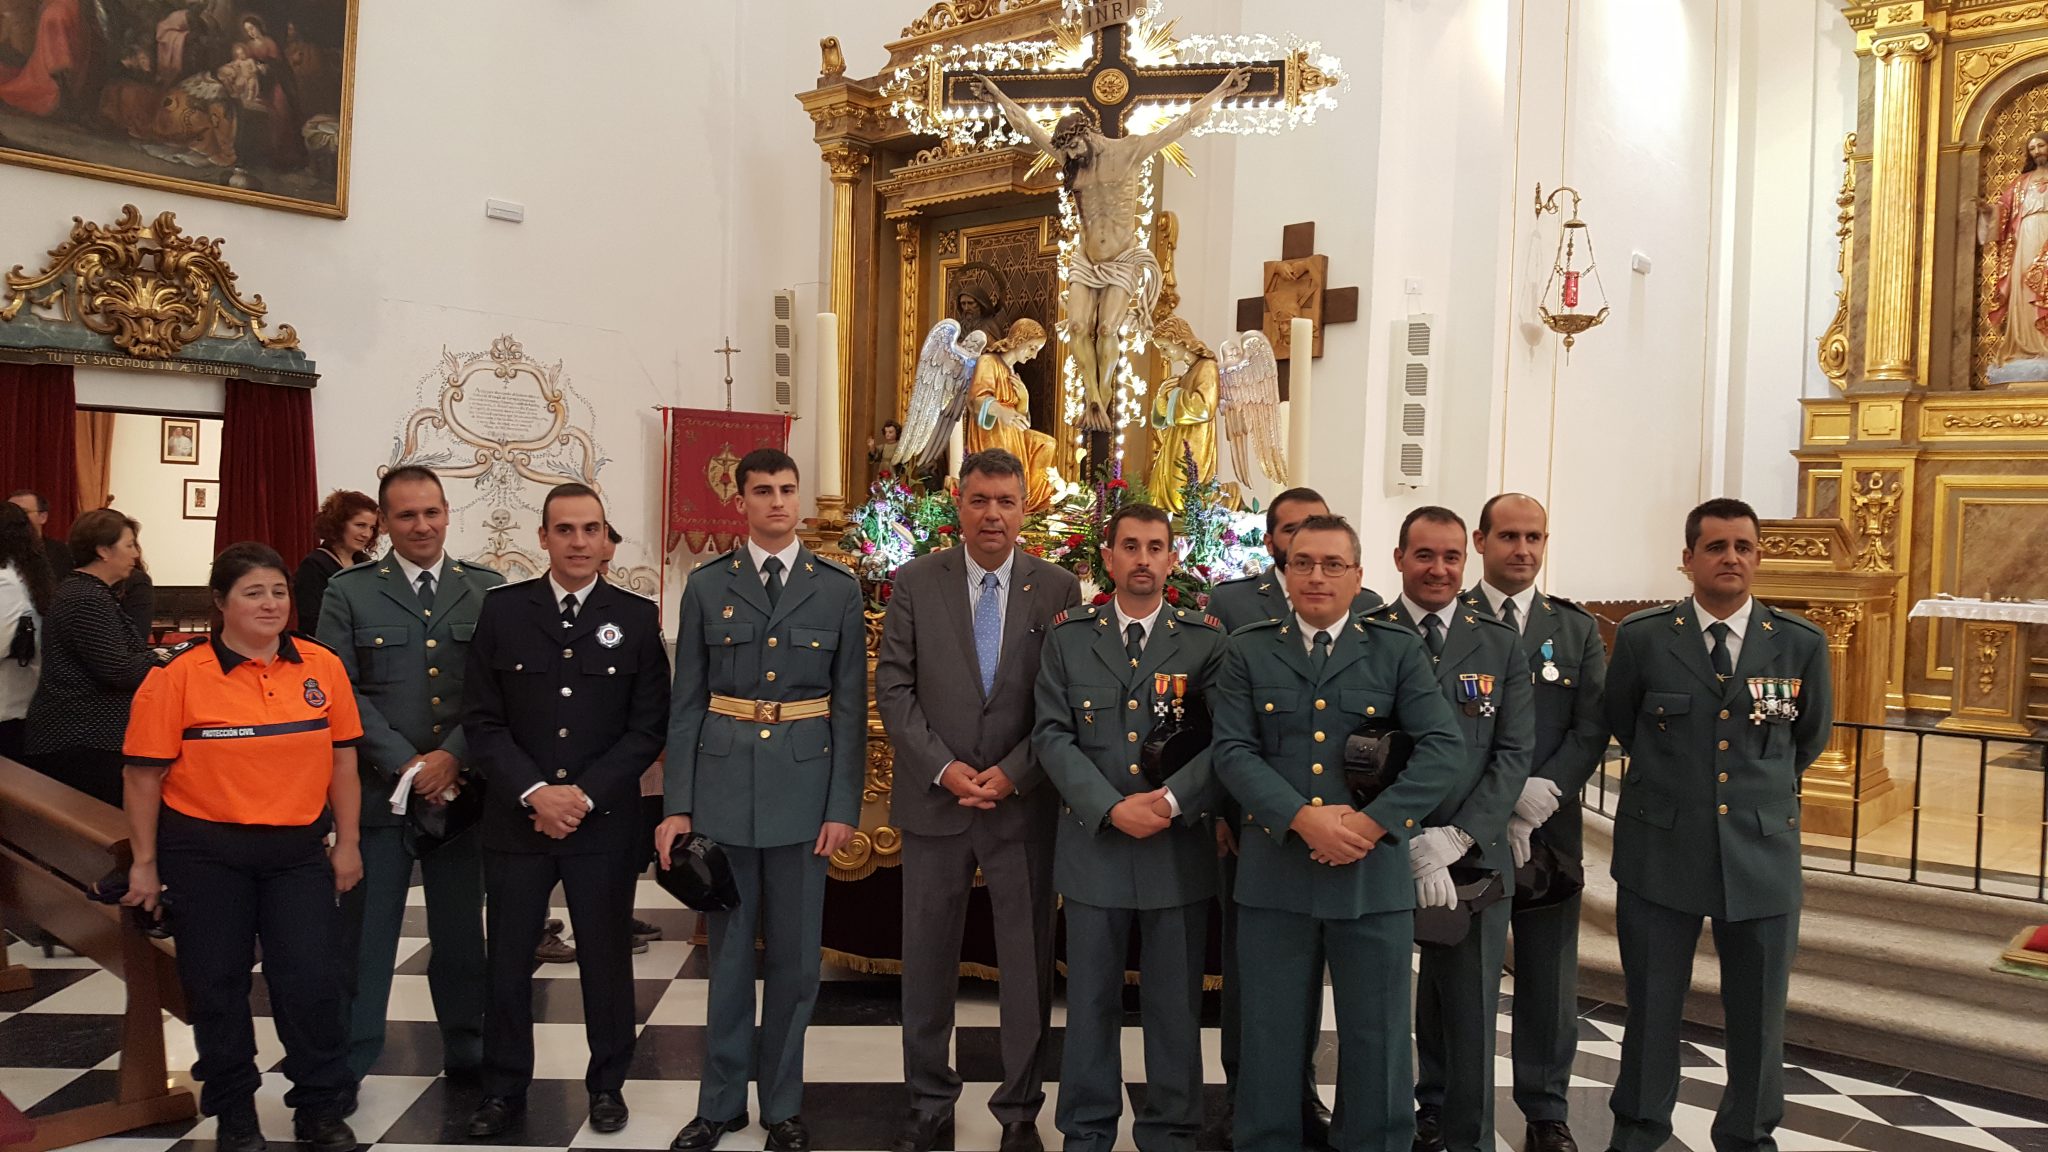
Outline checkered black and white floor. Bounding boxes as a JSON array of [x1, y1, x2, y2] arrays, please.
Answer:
[[3, 878, 2044, 1152]]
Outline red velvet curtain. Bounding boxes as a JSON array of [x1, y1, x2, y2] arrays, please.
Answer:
[[0, 362, 80, 538], [215, 379, 316, 564]]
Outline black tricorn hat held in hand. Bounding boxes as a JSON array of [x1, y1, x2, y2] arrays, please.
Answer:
[[1341, 720, 1413, 809], [1513, 833, 1585, 910], [656, 831, 742, 912]]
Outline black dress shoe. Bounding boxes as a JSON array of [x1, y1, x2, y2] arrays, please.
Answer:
[[1526, 1121, 1579, 1152], [1303, 1095, 1334, 1151], [1413, 1105, 1446, 1152], [999, 1120, 1043, 1152], [339, 1083, 359, 1119], [216, 1106, 266, 1152], [765, 1115, 812, 1151], [589, 1090, 630, 1134], [467, 1096, 525, 1138], [631, 917, 663, 940], [292, 1113, 359, 1152], [670, 1113, 748, 1152], [888, 1108, 952, 1152]]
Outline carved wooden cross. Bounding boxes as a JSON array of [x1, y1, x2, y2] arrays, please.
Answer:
[[1235, 222, 1358, 395]]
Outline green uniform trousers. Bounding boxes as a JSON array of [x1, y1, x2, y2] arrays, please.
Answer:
[[1057, 899, 1208, 1152], [1415, 892, 1513, 1152], [1218, 853, 1327, 1112], [1609, 886, 1797, 1152], [339, 823, 485, 1081], [1235, 904, 1411, 1152], [700, 842, 829, 1125], [1510, 891, 1583, 1124]]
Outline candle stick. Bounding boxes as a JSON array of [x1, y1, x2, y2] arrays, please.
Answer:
[[815, 312, 842, 506], [947, 415, 966, 481], [1286, 316, 1314, 491]]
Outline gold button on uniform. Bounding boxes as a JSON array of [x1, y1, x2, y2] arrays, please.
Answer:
[[373, 637, 384, 646], [1366, 706, 1377, 716], [515, 663, 524, 671], [1313, 731, 1326, 743], [766, 671, 777, 682], [1127, 732, 1138, 743], [427, 667, 440, 678], [1404, 819, 1415, 828], [1717, 739, 1729, 751], [426, 639, 438, 650], [1127, 700, 1137, 711], [1718, 804, 1730, 815], [1128, 765, 1140, 775], [1719, 709, 1731, 720], [759, 729, 772, 739], [1311, 764, 1324, 775], [430, 697, 441, 706], [810, 640, 820, 648], [1718, 772, 1729, 783], [1264, 702, 1274, 713], [432, 724, 442, 734], [1310, 797, 1324, 807], [1315, 699, 1326, 710], [768, 637, 779, 648]]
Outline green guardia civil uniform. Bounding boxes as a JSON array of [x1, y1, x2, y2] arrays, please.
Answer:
[[666, 544, 867, 1125], [1468, 589, 1610, 1129], [1603, 598, 1830, 1152], [1032, 601, 1226, 1152], [1371, 595, 1533, 1152], [319, 553, 505, 1081], [1212, 610, 1467, 1152], [1204, 568, 1380, 1111]]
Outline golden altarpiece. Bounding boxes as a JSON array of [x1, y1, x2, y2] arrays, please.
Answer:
[[1763, 2, 2048, 837]]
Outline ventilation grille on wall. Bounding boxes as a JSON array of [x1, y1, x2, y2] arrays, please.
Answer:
[[1386, 314, 1438, 491], [771, 289, 797, 414]]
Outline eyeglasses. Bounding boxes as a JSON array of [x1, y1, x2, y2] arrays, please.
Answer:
[[1285, 558, 1357, 578]]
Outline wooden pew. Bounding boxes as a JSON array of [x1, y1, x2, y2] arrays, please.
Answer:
[[0, 756, 196, 1150]]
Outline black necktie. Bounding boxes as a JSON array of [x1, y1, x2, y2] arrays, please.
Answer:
[[560, 593, 578, 628], [1708, 621, 1734, 679], [762, 556, 785, 608], [1124, 622, 1144, 666], [1422, 614, 1444, 658], [1311, 629, 1332, 674], [1500, 597, 1519, 634], [415, 571, 435, 613]]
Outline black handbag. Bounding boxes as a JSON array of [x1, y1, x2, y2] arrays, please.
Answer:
[[7, 612, 32, 666]]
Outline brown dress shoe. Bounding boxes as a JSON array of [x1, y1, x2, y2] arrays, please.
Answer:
[[535, 931, 577, 964]]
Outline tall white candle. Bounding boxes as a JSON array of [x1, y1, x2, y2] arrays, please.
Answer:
[[948, 416, 966, 481], [1286, 316, 1314, 490], [814, 312, 842, 501]]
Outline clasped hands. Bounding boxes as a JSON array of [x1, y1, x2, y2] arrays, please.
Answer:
[[655, 813, 856, 862], [940, 760, 1017, 809], [1297, 803, 1388, 867], [1507, 777, 1563, 868], [1108, 788, 1176, 839], [528, 784, 590, 839]]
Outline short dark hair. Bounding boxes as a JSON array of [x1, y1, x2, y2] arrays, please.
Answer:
[[312, 489, 378, 548], [378, 465, 445, 510], [6, 489, 46, 513], [736, 448, 799, 491], [1685, 497, 1760, 550], [959, 448, 1025, 489], [1267, 486, 1328, 536], [69, 508, 138, 565], [882, 419, 902, 434], [1104, 502, 1172, 548], [541, 482, 604, 527], [1290, 514, 1360, 564], [1476, 492, 1544, 536], [1398, 505, 1466, 550], [210, 541, 289, 598]]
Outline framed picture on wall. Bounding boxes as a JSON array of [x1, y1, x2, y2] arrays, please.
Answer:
[[161, 419, 201, 465], [183, 480, 220, 521]]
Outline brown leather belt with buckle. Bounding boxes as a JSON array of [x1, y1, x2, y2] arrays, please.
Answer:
[[708, 694, 831, 723]]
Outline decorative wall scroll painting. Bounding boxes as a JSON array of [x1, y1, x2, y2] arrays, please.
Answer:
[[161, 417, 199, 464], [0, 0, 356, 217]]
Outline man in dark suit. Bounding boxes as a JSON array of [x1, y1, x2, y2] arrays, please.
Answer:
[[1603, 499, 1831, 1152], [7, 490, 73, 580], [461, 483, 670, 1139], [1204, 484, 1382, 1147], [657, 450, 867, 1152], [877, 449, 1081, 1152], [320, 466, 500, 1103], [1467, 494, 1609, 1152]]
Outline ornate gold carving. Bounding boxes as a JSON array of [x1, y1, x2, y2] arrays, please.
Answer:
[[937, 230, 961, 257], [1864, 32, 1934, 386], [1155, 210, 1182, 320], [1284, 47, 1338, 106], [1972, 624, 2005, 695], [896, 221, 922, 423], [1883, 2, 1918, 21], [1955, 43, 2018, 120], [1091, 67, 1131, 106], [3, 205, 299, 360], [862, 731, 896, 805], [1849, 471, 1904, 572], [1942, 410, 2048, 429], [820, 36, 847, 77], [900, 0, 1031, 38], [1954, 4, 2048, 33], [1818, 133, 1856, 391], [1760, 535, 1832, 559], [823, 144, 871, 183], [1871, 30, 1934, 58], [1804, 604, 1864, 646]]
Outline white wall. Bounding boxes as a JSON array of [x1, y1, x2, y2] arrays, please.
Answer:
[[103, 412, 222, 586]]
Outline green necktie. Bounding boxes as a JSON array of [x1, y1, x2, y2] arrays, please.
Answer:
[[1708, 621, 1734, 680], [1311, 629, 1332, 675], [1500, 596, 1519, 633], [1422, 614, 1445, 658], [762, 556, 784, 609], [1124, 622, 1144, 666]]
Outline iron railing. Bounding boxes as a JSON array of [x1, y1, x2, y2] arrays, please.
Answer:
[[1582, 720, 2048, 903]]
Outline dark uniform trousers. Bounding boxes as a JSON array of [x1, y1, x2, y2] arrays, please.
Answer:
[[1060, 900, 1208, 1152], [338, 825, 485, 1079], [1510, 887, 1583, 1122], [158, 808, 351, 1117], [1206, 574, 1381, 1113]]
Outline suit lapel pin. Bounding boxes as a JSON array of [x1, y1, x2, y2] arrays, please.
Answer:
[[378, 567, 391, 574], [1463, 614, 1476, 625], [452, 565, 464, 574], [1674, 616, 1686, 627]]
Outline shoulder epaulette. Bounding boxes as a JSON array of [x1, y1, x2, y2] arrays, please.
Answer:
[[1362, 616, 1418, 638], [1765, 603, 1827, 638], [162, 637, 207, 662], [448, 559, 498, 578], [1620, 601, 1681, 627], [293, 633, 340, 656], [1212, 571, 1261, 589], [1052, 603, 1100, 628], [330, 561, 375, 581], [692, 547, 741, 573], [1228, 616, 1285, 638], [809, 555, 858, 581], [486, 575, 542, 593], [1543, 593, 1594, 617]]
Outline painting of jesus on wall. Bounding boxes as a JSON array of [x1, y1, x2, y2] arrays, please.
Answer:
[[0, 0, 355, 216]]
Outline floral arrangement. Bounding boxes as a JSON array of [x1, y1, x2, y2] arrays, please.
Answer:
[[838, 470, 960, 607]]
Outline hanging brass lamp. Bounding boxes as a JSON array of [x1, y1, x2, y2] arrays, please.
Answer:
[[1534, 184, 1610, 358]]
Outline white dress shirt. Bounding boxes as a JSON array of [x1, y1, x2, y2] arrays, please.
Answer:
[[1114, 597, 1180, 816], [1294, 612, 1346, 655], [747, 537, 802, 587], [1399, 594, 1457, 640], [393, 551, 446, 599], [1479, 582, 1535, 634], [937, 549, 1019, 785], [1698, 596, 1753, 671]]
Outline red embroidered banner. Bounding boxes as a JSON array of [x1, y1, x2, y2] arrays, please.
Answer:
[[663, 408, 792, 554]]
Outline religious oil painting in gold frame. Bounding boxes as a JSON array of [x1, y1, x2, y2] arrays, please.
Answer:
[[0, 0, 356, 218]]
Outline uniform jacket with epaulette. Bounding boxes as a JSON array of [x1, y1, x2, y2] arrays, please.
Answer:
[[1604, 597, 1831, 921], [666, 545, 867, 849], [318, 554, 506, 828], [1212, 611, 1468, 920], [1032, 600, 1227, 910]]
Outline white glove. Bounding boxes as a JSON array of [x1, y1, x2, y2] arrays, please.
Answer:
[[1507, 815, 1535, 869], [1415, 864, 1459, 910], [1408, 826, 1468, 878], [1513, 777, 1562, 826]]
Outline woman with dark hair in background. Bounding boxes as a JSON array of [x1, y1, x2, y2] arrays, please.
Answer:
[[0, 503, 55, 762], [21, 509, 163, 805], [120, 542, 362, 1152], [295, 489, 377, 634]]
